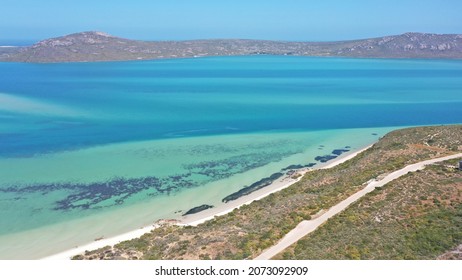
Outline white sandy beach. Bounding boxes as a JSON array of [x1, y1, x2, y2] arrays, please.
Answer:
[[42, 144, 373, 260]]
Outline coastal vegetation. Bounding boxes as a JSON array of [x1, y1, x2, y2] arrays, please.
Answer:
[[73, 125, 462, 260], [277, 158, 462, 259]]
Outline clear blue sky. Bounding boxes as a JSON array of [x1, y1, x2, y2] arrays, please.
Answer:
[[1, 0, 461, 42]]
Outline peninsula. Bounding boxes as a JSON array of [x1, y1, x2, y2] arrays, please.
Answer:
[[69, 125, 462, 260], [1, 31, 461, 63]]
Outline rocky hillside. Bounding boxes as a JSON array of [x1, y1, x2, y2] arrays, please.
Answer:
[[330, 32, 462, 58], [1, 31, 461, 62]]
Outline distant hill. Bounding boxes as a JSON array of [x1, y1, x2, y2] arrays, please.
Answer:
[[1, 31, 461, 62]]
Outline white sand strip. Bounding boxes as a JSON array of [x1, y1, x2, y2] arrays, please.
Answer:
[[255, 152, 462, 260], [41, 225, 159, 260], [42, 144, 373, 260]]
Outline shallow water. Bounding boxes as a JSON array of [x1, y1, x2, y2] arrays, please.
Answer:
[[0, 56, 461, 258]]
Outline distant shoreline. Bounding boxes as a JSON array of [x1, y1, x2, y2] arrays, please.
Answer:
[[42, 143, 373, 260], [2, 31, 461, 63]]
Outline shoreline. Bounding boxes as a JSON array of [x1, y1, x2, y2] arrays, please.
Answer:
[[42, 144, 373, 260]]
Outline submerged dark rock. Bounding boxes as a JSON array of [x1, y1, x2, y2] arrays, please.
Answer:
[[2, 150, 296, 212], [222, 172, 284, 203], [183, 204, 214, 216], [183, 151, 294, 181], [315, 155, 338, 163], [1, 173, 198, 211], [281, 163, 316, 171], [315, 147, 352, 162], [332, 149, 350, 156]]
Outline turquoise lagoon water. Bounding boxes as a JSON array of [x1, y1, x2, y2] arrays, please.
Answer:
[[0, 56, 461, 258]]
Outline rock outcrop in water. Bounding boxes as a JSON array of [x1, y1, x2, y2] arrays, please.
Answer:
[[281, 163, 316, 171], [183, 204, 214, 216], [1, 31, 461, 62], [315, 147, 351, 163], [222, 172, 285, 203]]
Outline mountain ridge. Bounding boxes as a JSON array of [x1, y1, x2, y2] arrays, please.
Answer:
[[1, 31, 461, 62]]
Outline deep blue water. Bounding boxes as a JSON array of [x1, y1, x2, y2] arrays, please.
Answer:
[[1, 56, 462, 258], [0, 56, 461, 157]]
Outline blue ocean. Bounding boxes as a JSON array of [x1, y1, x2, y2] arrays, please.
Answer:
[[0, 56, 461, 258]]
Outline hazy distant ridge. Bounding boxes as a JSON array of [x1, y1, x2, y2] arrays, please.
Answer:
[[1, 31, 461, 62]]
